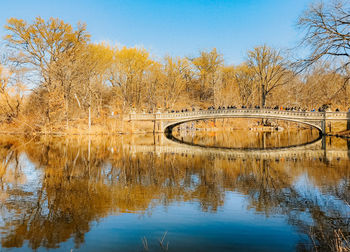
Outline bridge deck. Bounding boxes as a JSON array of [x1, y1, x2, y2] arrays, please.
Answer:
[[125, 109, 349, 134], [126, 109, 349, 121]]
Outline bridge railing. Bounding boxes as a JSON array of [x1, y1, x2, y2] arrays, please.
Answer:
[[126, 109, 349, 121]]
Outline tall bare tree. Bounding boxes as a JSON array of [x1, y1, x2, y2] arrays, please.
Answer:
[[190, 48, 223, 103], [247, 45, 293, 108], [4, 17, 90, 126], [234, 64, 257, 106], [298, 0, 350, 77], [108, 46, 154, 111]]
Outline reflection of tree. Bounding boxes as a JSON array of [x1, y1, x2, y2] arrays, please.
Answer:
[[0, 137, 116, 249], [0, 136, 229, 249], [0, 136, 349, 250], [176, 126, 320, 149], [233, 159, 295, 215]]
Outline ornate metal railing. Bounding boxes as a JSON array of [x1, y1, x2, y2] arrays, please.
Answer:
[[126, 109, 349, 121]]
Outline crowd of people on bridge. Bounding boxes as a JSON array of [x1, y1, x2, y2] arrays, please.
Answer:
[[165, 105, 350, 114]]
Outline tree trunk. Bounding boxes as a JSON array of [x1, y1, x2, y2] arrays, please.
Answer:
[[261, 84, 266, 108], [88, 93, 91, 133], [88, 105, 91, 133], [65, 94, 69, 130]]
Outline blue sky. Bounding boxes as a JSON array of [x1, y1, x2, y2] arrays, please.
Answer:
[[0, 0, 314, 64]]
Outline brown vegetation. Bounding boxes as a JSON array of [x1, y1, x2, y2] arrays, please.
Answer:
[[0, 1, 349, 134]]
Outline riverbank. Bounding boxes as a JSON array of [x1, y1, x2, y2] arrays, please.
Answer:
[[0, 117, 349, 138]]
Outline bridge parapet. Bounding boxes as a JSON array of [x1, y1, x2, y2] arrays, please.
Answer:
[[126, 109, 348, 121], [123, 109, 349, 134]]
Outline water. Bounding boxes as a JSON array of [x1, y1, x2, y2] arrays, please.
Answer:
[[0, 130, 349, 251]]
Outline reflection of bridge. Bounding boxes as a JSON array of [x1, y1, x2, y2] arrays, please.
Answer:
[[125, 109, 350, 134], [123, 136, 350, 161]]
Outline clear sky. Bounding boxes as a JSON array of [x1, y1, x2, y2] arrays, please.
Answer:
[[0, 0, 314, 64]]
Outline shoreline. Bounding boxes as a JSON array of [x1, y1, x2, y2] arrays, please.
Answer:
[[0, 129, 349, 139]]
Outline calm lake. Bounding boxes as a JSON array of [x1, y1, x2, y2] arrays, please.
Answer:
[[0, 129, 349, 251]]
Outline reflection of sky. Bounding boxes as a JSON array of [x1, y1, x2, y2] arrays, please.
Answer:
[[19, 153, 44, 191], [294, 173, 350, 217], [0, 153, 43, 220], [0, 155, 303, 252], [77, 192, 301, 252], [9, 192, 302, 252]]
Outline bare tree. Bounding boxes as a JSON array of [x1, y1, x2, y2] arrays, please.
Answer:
[[297, 0, 350, 77], [233, 64, 257, 106], [190, 48, 223, 103], [247, 45, 293, 108], [4, 17, 90, 126]]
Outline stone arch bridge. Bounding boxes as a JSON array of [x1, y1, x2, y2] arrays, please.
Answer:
[[124, 109, 350, 135]]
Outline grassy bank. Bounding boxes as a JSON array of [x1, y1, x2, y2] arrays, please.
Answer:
[[0, 117, 349, 138]]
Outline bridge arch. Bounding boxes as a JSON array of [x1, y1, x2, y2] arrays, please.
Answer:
[[163, 115, 323, 135], [126, 108, 350, 135]]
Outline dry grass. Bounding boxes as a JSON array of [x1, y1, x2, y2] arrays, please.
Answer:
[[0, 116, 125, 135], [142, 232, 169, 252], [333, 230, 350, 252]]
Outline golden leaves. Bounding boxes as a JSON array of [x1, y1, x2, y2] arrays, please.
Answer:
[[4, 17, 90, 68]]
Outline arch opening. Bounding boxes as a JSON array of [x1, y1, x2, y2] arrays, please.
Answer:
[[164, 117, 323, 149], [165, 116, 322, 134]]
